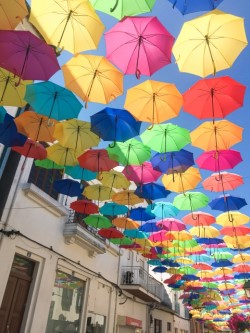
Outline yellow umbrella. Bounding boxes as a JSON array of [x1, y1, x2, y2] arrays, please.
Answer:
[[172, 9, 248, 77], [99, 170, 130, 189], [62, 54, 123, 108], [162, 167, 202, 193], [0, 0, 28, 30], [46, 143, 81, 166], [223, 235, 250, 249], [29, 0, 105, 54], [216, 211, 249, 227], [53, 119, 100, 151], [196, 270, 214, 278], [0, 68, 32, 107], [83, 184, 114, 201], [124, 80, 183, 125], [232, 253, 250, 264], [218, 283, 235, 291], [213, 267, 233, 276], [171, 230, 193, 241], [189, 226, 220, 238], [112, 217, 140, 230], [134, 238, 153, 248], [112, 190, 144, 206], [175, 257, 194, 265], [190, 120, 243, 151]]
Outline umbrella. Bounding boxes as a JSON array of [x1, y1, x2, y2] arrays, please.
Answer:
[[173, 192, 210, 212], [98, 227, 124, 239], [90, 107, 141, 146], [183, 76, 246, 121], [84, 215, 112, 229], [53, 119, 100, 151], [12, 139, 47, 160], [167, 0, 224, 15], [150, 149, 194, 174], [78, 149, 118, 173], [232, 254, 250, 264], [196, 150, 243, 172], [62, 54, 123, 108], [29, 0, 105, 54], [122, 162, 162, 185], [209, 194, 247, 212], [99, 171, 130, 190], [162, 167, 202, 193], [193, 263, 212, 271], [47, 143, 80, 167], [233, 265, 250, 273], [83, 185, 114, 202], [35, 158, 64, 170], [90, 0, 156, 20], [129, 207, 155, 222], [0, 107, 6, 123], [189, 226, 220, 238], [70, 200, 99, 215], [107, 138, 151, 166], [190, 120, 243, 151], [220, 226, 250, 237], [134, 183, 171, 200], [53, 179, 83, 198], [123, 229, 149, 239], [124, 80, 183, 125], [99, 202, 129, 216], [202, 172, 243, 192], [24, 81, 82, 121], [216, 211, 249, 227], [105, 16, 174, 78], [0, 30, 60, 83], [151, 202, 179, 219], [0, 68, 32, 107], [172, 9, 248, 77], [139, 221, 161, 233], [14, 111, 57, 142], [224, 236, 250, 250], [112, 190, 144, 206], [65, 165, 97, 181], [156, 218, 186, 232], [0, 0, 28, 30], [182, 211, 215, 227], [112, 217, 140, 230], [141, 123, 190, 154], [110, 237, 134, 246], [0, 113, 27, 147]]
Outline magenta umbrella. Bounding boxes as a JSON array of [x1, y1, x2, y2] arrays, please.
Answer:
[[196, 149, 243, 172], [105, 16, 175, 79], [122, 162, 162, 184], [156, 218, 186, 232], [0, 30, 60, 84]]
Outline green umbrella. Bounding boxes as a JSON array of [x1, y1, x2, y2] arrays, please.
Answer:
[[107, 138, 151, 166], [109, 237, 133, 245], [174, 239, 198, 248], [178, 266, 198, 275], [35, 158, 64, 170], [213, 252, 233, 260], [90, 0, 156, 20], [173, 192, 209, 212], [84, 215, 112, 228], [140, 123, 190, 153], [202, 282, 218, 289]]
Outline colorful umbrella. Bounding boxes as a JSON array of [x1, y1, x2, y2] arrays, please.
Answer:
[[98, 227, 124, 239], [173, 192, 210, 212], [112, 190, 144, 206], [90, 0, 156, 20], [12, 139, 47, 160], [190, 120, 243, 151], [216, 211, 249, 227], [124, 80, 183, 125], [65, 165, 97, 181], [24, 81, 82, 121], [151, 202, 179, 219], [29, 0, 105, 54], [35, 158, 64, 170], [156, 218, 186, 232], [84, 215, 112, 229], [83, 185, 114, 201], [99, 202, 129, 216], [70, 200, 99, 215], [47, 143, 80, 167], [0, 0, 28, 30], [196, 150, 243, 172], [220, 226, 250, 237], [209, 194, 247, 212], [0, 107, 6, 123], [78, 149, 118, 173], [0, 113, 27, 147], [134, 183, 171, 200], [107, 138, 151, 166], [62, 54, 123, 108], [189, 226, 220, 238], [232, 254, 250, 264], [105, 16, 174, 78], [129, 207, 155, 222], [183, 76, 246, 121], [90, 107, 141, 146], [202, 172, 243, 192], [99, 170, 130, 190], [139, 221, 161, 233], [53, 179, 83, 198], [172, 10, 248, 77], [182, 211, 215, 227], [112, 217, 140, 230], [123, 162, 162, 184], [141, 123, 190, 154], [167, 0, 224, 15], [0, 30, 60, 83]]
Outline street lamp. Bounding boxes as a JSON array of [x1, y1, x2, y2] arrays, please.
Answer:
[[243, 280, 250, 298]]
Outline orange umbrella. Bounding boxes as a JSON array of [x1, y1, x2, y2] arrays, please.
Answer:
[[112, 217, 140, 230], [112, 190, 144, 206], [14, 111, 57, 142], [0, 0, 28, 30], [124, 80, 183, 125], [190, 120, 243, 151], [202, 172, 243, 192]]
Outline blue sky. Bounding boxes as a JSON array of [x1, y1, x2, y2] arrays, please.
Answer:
[[49, 0, 250, 218]]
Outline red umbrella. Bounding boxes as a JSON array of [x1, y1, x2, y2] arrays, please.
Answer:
[[182, 211, 215, 226], [220, 226, 250, 236], [164, 274, 182, 284], [196, 149, 243, 172], [202, 172, 243, 192], [0, 30, 60, 84], [233, 264, 250, 273], [183, 76, 246, 121], [78, 149, 118, 173], [192, 263, 212, 271], [105, 16, 175, 78], [12, 139, 47, 160], [70, 200, 99, 215], [122, 162, 162, 184], [98, 227, 124, 239]]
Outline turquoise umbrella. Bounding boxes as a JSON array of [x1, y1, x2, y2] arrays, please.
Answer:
[[99, 202, 129, 216], [151, 202, 179, 219], [0, 106, 6, 123], [65, 165, 97, 181]]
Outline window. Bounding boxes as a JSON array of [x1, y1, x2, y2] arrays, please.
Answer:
[[45, 271, 85, 333], [175, 328, 178, 333], [167, 322, 172, 332], [86, 314, 106, 333], [154, 319, 162, 333]]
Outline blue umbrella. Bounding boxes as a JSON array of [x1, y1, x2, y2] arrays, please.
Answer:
[[196, 238, 224, 245], [209, 194, 247, 211], [139, 220, 161, 233], [181, 274, 200, 281], [24, 81, 82, 121], [151, 202, 179, 219], [65, 165, 97, 181], [134, 183, 171, 200], [99, 202, 129, 216], [211, 260, 233, 267], [0, 106, 6, 123], [90, 107, 141, 146], [0, 113, 27, 147], [167, 0, 224, 15], [129, 207, 155, 221], [152, 266, 167, 273], [53, 179, 83, 198], [161, 259, 180, 267], [234, 273, 250, 280], [151, 149, 194, 174]]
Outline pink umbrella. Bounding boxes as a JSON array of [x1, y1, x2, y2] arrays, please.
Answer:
[[156, 218, 186, 232], [202, 172, 243, 192], [105, 16, 175, 78], [149, 230, 168, 244], [196, 149, 243, 172], [122, 162, 162, 184]]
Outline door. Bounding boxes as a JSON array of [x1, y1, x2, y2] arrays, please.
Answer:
[[0, 254, 35, 333]]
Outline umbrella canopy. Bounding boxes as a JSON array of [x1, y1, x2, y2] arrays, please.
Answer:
[[24, 81, 82, 121], [190, 120, 243, 151], [183, 76, 246, 121], [12, 139, 47, 160], [182, 211, 215, 227], [173, 192, 210, 211], [202, 172, 243, 192], [62, 54, 123, 108], [167, 0, 224, 15], [123, 162, 162, 184], [90, 107, 141, 145], [53, 179, 83, 197], [107, 138, 151, 166], [70, 200, 99, 215], [0, 113, 27, 147], [35, 158, 64, 170], [135, 183, 171, 200], [172, 9, 248, 77], [99, 170, 130, 190], [130, 207, 155, 222], [216, 211, 249, 227], [124, 80, 183, 125], [209, 194, 247, 212], [84, 215, 112, 229], [83, 185, 114, 201], [139, 221, 161, 233], [105, 16, 174, 78], [220, 226, 250, 237], [112, 190, 144, 206], [99, 202, 129, 216], [112, 217, 140, 230], [0, 30, 60, 83], [78, 149, 118, 173], [29, 0, 105, 54], [232, 254, 250, 264], [0, 68, 32, 107], [65, 165, 97, 181], [141, 123, 190, 154], [90, 0, 156, 20], [151, 202, 179, 219], [0, 0, 28, 30], [156, 218, 186, 232], [189, 226, 220, 238], [47, 143, 80, 166], [98, 227, 124, 239]]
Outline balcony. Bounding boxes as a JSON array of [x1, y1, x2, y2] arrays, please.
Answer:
[[121, 266, 172, 306], [63, 211, 106, 257]]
